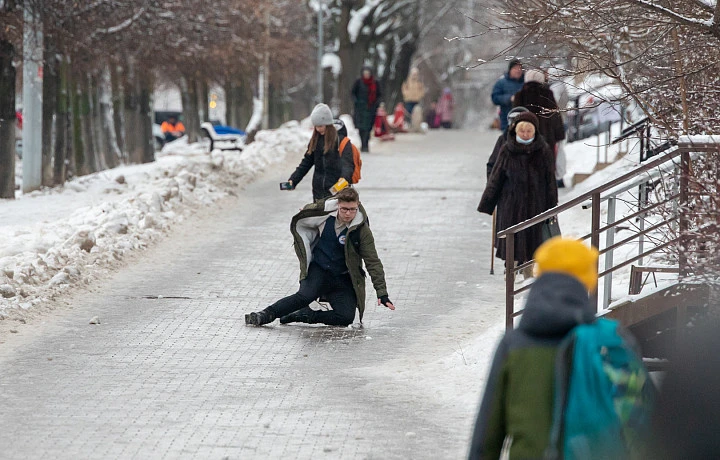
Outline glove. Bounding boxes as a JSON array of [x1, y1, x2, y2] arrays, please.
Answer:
[[379, 295, 392, 307]]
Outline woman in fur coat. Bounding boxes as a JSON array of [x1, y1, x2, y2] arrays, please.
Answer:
[[477, 111, 558, 270]]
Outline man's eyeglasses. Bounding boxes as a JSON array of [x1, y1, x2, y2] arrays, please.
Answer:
[[338, 207, 358, 213]]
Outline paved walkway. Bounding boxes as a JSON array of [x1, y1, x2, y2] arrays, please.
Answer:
[[0, 129, 503, 459]]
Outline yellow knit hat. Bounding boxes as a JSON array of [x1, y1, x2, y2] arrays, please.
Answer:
[[534, 237, 600, 292]]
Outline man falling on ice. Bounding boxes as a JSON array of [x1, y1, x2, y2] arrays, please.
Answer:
[[245, 187, 395, 326]]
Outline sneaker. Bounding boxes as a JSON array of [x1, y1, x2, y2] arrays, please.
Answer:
[[244, 309, 276, 326]]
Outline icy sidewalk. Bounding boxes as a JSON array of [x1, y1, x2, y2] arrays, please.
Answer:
[[0, 121, 311, 320]]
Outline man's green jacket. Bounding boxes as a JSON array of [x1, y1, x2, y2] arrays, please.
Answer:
[[290, 197, 388, 322]]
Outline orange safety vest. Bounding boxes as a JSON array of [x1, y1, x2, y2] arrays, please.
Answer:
[[161, 121, 185, 133]]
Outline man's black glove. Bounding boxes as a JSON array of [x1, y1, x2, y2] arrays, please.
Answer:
[[379, 295, 393, 307]]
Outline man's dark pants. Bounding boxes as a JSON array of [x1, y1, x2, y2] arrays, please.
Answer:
[[359, 129, 371, 152], [267, 262, 357, 326]]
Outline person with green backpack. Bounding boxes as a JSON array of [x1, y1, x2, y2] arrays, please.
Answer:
[[468, 237, 655, 460]]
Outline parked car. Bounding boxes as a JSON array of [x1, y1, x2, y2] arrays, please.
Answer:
[[566, 97, 622, 143]]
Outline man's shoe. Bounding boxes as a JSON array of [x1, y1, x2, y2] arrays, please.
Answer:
[[244, 309, 276, 326], [279, 309, 315, 324]]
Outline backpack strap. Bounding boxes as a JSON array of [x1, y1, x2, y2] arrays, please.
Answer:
[[339, 137, 350, 156], [545, 333, 576, 460]]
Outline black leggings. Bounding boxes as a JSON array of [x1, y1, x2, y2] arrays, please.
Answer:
[[268, 263, 357, 326]]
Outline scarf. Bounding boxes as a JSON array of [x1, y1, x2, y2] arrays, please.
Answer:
[[362, 76, 377, 108]]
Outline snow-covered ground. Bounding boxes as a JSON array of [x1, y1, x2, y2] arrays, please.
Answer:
[[0, 120, 316, 320]]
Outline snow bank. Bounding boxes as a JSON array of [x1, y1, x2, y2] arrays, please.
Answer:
[[0, 123, 312, 320]]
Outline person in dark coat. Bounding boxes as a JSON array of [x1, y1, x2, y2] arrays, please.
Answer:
[[486, 106, 529, 179], [468, 238, 599, 459], [512, 69, 566, 154], [477, 111, 558, 272], [351, 66, 382, 153], [491, 59, 525, 132], [287, 104, 354, 202]]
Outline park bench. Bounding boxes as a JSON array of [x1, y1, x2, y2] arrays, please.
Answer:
[[201, 122, 246, 152]]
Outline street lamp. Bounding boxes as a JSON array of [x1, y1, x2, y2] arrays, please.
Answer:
[[317, 0, 327, 105]]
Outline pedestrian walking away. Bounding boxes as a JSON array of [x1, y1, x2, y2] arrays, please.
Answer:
[[401, 67, 427, 118], [351, 66, 383, 153], [245, 187, 395, 327], [512, 69, 566, 156], [285, 104, 355, 202], [491, 59, 525, 132], [468, 238, 654, 460], [477, 111, 558, 277]]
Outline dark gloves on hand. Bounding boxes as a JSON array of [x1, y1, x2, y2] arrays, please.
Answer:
[[379, 295, 392, 306]]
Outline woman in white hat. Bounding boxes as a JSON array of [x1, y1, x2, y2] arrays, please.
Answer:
[[287, 103, 355, 201]]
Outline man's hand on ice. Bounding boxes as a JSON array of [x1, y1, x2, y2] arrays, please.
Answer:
[[378, 295, 395, 310]]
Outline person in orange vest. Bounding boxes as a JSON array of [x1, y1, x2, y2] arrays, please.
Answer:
[[161, 115, 185, 142]]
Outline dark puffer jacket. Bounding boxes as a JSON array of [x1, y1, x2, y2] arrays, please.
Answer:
[[351, 76, 382, 131], [289, 126, 354, 201], [468, 273, 596, 460], [491, 73, 525, 131], [513, 82, 565, 152], [477, 114, 558, 263]]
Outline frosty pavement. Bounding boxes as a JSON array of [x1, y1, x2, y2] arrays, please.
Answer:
[[0, 129, 503, 459]]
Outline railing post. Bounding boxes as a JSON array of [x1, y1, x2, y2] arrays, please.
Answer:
[[638, 183, 647, 266], [591, 192, 601, 311], [505, 234, 515, 330], [603, 197, 616, 309], [679, 149, 689, 277]]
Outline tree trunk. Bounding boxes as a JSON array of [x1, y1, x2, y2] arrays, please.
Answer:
[[99, 65, 122, 168], [78, 80, 98, 175], [111, 64, 126, 157], [89, 74, 108, 172], [138, 72, 154, 163], [337, 4, 370, 115], [199, 80, 209, 123], [123, 62, 139, 163], [180, 75, 201, 143], [0, 39, 16, 199], [54, 57, 70, 185], [384, 39, 418, 109], [41, 36, 58, 186], [225, 78, 254, 130], [71, 78, 88, 176]]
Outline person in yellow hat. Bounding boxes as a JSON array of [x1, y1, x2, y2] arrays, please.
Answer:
[[468, 237, 599, 459]]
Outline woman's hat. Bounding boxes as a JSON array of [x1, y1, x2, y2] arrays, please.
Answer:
[[310, 103, 334, 127]]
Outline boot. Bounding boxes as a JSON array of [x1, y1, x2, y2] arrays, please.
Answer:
[[244, 308, 276, 326], [279, 308, 315, 324]]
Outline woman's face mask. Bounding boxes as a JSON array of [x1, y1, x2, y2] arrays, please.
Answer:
[[516, 134, 534, 145]]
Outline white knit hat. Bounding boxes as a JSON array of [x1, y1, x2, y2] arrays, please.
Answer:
[[525, 69, 545, 84], [310, 103, 334, 126]]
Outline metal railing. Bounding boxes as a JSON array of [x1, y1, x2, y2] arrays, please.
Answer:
[[496, 141, 720, 330]]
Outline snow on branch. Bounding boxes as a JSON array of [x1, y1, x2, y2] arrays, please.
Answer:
[[629, 0, 714, 29], [348, 0, 383, 43], [92, 7, 146, 37]]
